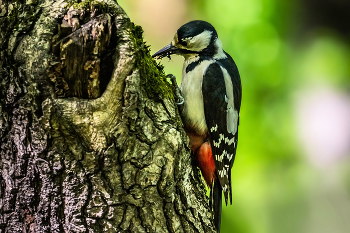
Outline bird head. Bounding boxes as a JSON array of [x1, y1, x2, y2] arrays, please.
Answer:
[[152, 20, 220, 60]]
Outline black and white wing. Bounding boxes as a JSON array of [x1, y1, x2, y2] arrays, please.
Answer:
[[202, 59, 241, 205]]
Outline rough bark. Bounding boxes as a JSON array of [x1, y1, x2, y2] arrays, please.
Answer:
[[0, 0, 215, 232]]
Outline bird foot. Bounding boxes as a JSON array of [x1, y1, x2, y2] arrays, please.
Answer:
[[167, 74, 184, 105]]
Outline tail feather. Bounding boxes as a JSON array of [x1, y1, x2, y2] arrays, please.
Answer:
[[223, 189, 228, 206], [213, 180, 222, 233]]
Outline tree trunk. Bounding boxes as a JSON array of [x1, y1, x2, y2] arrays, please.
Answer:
[[0, 0, 215, 232]]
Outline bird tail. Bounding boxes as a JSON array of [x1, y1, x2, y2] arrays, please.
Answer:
[[210, 180, 222, 233]]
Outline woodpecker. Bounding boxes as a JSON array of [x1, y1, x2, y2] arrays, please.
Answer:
[[153, 20, 241, 232]]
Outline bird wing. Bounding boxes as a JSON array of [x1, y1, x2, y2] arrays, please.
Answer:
[[202, 61, 240, 205]]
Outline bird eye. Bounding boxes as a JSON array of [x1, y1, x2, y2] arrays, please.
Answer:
[[181, 39, 188, 46]]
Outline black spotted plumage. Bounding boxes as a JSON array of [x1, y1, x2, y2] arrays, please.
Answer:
[[202, 57, 241, 206]]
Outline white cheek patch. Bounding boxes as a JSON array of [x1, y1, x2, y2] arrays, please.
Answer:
[[186, 30, 212, 52], [221, 67, 238, 135]]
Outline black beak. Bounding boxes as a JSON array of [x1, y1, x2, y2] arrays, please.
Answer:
[[152, 43, 179, 59]]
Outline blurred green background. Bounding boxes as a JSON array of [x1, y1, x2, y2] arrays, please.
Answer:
[[118, 0, 350, 232]]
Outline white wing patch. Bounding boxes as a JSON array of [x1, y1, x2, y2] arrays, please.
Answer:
[[224, 136, 235, 146], [213, 135, 236, 148], [218, 166, 229, 179], [210, 124, 218, 132], [227, 152, 234, 161], [215, 150, 234, 162], [220, 67, 238, 135], [213, 134, 225, 148]]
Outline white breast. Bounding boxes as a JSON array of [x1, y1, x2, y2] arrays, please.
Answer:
[[180, 57, 215, 135]]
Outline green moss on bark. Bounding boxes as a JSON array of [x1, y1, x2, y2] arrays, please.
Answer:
[[4, 0, 41, 35], [130, 23, 174, 101], [66, 0, 116, 15], [64, 1, 174, 101]]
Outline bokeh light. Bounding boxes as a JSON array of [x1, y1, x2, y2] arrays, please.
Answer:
[[118, 0, 350, 232]]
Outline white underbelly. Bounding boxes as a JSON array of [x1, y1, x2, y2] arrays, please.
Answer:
[[180, 59, 215, 135]]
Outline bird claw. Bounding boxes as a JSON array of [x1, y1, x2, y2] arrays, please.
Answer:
[[176, 96, 185, 105], [167, 74, 184, 105]]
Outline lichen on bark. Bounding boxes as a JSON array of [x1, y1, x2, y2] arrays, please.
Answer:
[[0, 0, 215, 232]]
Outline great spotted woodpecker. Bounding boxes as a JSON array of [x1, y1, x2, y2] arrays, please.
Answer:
[[153, 20, 241, 232]]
